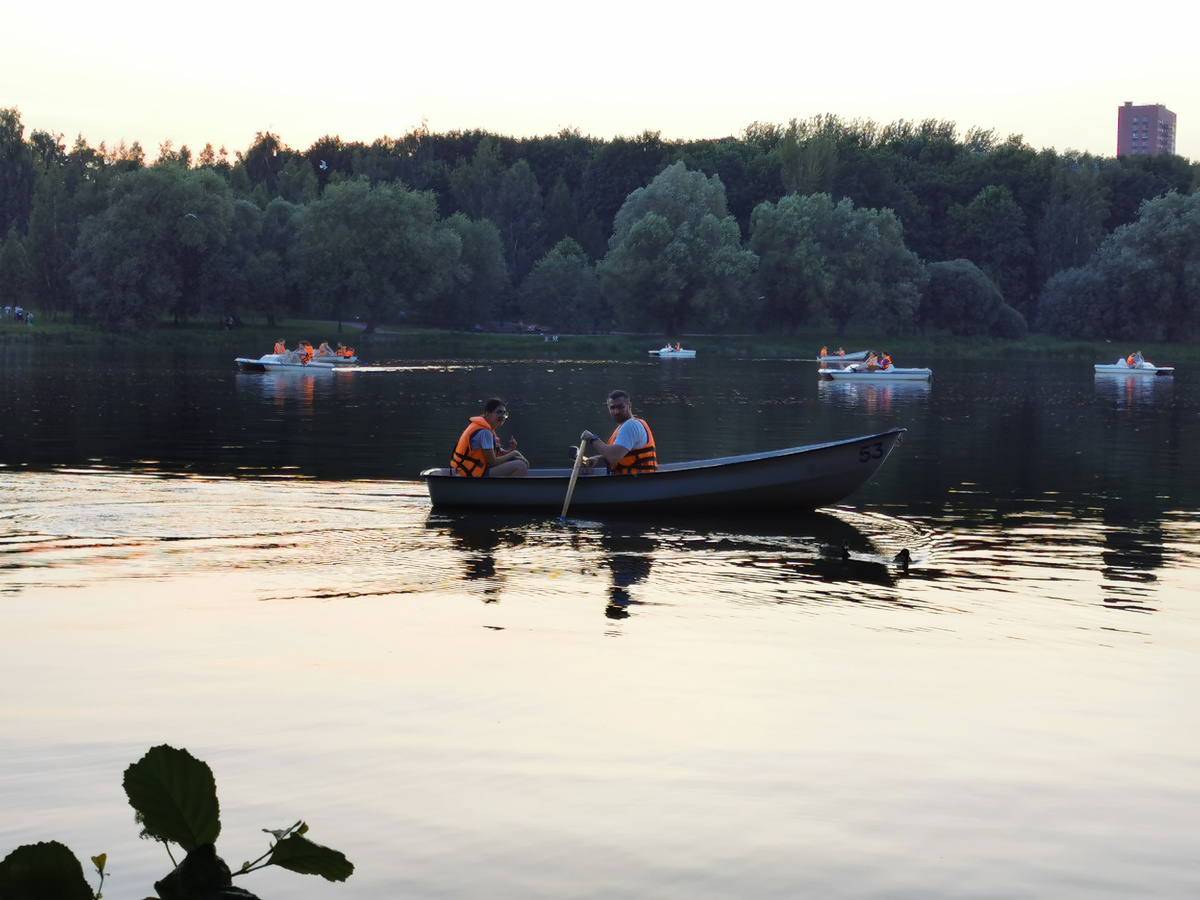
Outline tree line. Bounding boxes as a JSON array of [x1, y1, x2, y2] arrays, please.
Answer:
[[1, 107, 1198, 339]]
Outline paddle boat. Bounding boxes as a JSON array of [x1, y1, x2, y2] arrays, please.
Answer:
[[821, 365, 931, 382], [235, 353, 339, 373], [314, 351, 358, 365], [649, 345, 696, 358], [422, 428, 905, 514], [818, 349, 870, 363], [1094, 356, 1173, 376]]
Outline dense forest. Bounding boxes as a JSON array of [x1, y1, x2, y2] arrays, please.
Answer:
[[1, 107, 1198, 339]]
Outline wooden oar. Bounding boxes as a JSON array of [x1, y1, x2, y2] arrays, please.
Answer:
[[559, 439, 588, 522]]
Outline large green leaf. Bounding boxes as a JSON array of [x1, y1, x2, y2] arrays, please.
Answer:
[[266, 832, 354, 882], [122, 744, 221, 852], [0, 841, 95, 900]]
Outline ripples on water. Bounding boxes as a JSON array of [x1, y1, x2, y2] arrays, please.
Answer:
[[7, 469, 1180, 618], [4, 356, 1200, 899]]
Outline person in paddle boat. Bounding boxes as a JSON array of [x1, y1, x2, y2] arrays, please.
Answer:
[[837, 347, 845, 356], [337, 343, 355, 358], [579, 390, 657, 476], [273, 338, 287, 355], [451, 398, 529, 478], [1125, 351, 1145, 367], [879, 352, 893, 370], [862, 352, 880, 371], [317, 341, 334, 357], [819, 346, 827, 358]]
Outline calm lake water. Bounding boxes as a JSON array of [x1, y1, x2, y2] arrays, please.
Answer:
[[2, 341, 1199, 899]]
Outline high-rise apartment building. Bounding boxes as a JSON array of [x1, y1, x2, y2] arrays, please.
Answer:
[[1117, 103, 1176, 156]]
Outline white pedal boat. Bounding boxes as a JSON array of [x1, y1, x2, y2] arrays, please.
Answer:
[[821, 366, 932, 382], [1094, 358, 1173, 376], [235, 353, 338, 373]]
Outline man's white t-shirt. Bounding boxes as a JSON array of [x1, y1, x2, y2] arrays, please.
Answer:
[[611, 418, 648, 451]]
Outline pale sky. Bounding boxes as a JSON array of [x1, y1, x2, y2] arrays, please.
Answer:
[[6, 2, 1198, 163]]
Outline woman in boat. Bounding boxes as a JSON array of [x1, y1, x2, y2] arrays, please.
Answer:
[[273, 338, 286, 355], [580, 390, 657, 475], [451, 398, 529, 478]]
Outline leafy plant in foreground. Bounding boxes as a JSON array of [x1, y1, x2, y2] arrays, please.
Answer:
[[0, 744, 353, 900]]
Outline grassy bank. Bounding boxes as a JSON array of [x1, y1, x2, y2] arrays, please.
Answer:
[[2, 317, 1196, 363]]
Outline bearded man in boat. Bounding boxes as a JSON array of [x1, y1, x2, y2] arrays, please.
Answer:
[[580, 390, 657, 475], [451, 398, 529, 477]]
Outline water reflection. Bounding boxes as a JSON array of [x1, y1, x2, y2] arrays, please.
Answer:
[[1099, 509, 1164, 612], [816, 378, 931, 412], [595, 523, 656, 619], [423, 508, 935, 616], [1093, 372, 1173, 406], [235, 370, 334, 405], [436, 514, 528, 601]]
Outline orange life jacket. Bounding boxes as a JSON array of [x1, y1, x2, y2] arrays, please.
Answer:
[[1127, 354, 1136, 366], [608, 418, 657, 475], [274, 342, 285, 354], [451, 416, 496, 477], [820, 347, 827, 357], [880, 356, 892, 369]]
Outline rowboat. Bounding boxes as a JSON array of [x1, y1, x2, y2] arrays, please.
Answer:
[[235, 353, 338, 373], [1094, 358, 1173, 376], [421, 428, 905, 513], [649, 347, 696, 358], [820, 366, 932, 382]]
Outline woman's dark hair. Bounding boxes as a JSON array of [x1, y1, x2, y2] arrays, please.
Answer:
[[484, 397, 507, 414]]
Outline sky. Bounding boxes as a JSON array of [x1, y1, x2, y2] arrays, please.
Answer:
[[6, 2, 1198, 163]]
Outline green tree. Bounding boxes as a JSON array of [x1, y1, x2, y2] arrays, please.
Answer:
[[449, 136, 504, 220], [0, 108, 35, 237], [945, 184, 1035, 315], [70, 165, 235, 330], [1036, 191, 1200, 341], [0, 226, 33, 307], [543, 173, 578, 251], [600, 162, 757, 333], [923, 259, 1010, 335], [777, 117, 839, 197], [1036, 155, 1110, 287], [485, 159, 544, 282], [26, 167, 76, 320], [749, 193, 834, 334], [751, 193, 924, 336], [519, 238, 601, 333], [293, 178, 461, 332], [436, 213, 509, 328]]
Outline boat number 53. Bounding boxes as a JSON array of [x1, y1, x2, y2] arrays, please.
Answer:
[[858, 441, 884, 463]]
